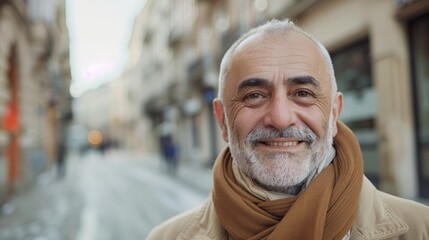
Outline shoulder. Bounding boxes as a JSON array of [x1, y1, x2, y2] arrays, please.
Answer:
[[146, 204, 204, 240], [146, 197, 226, 240], [352, 177, 429, 239]]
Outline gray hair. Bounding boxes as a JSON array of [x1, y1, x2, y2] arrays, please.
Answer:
[[218, 19, 337, 102]]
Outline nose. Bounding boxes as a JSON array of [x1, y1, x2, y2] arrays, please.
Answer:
[[263, 95, 297, 130]]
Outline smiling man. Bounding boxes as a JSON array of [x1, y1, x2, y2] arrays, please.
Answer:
[[147, 19, 429, 240]]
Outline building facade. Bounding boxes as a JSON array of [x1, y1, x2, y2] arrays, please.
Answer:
[[0, 0, 71, 201]]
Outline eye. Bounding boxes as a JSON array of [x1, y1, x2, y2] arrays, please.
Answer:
[[295, 90, 311, 98], [247, 92, 263, 99], [291, 89, 315, 105], [244, 92, 268, 106]]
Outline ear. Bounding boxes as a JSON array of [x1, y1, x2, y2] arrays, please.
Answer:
[[332, 92, 343, 137], [213, 98, 228, 142]]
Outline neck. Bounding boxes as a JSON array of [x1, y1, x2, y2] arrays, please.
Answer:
[[255, 178, 306, 196]]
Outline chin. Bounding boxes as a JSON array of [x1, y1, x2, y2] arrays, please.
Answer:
[[247, 154, 313, 191]]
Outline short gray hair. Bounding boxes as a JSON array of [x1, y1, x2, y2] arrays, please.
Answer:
[[218, 19, 337, 102]]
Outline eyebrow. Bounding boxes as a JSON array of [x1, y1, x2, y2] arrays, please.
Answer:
[[238, 78, 270, 90], [237, 75, 320, 91], [287, 75, 320, 89]]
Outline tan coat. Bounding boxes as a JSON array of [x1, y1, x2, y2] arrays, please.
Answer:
[[147, 177, 429, 240]]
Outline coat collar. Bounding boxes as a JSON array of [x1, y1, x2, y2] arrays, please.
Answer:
[[350, 177, 409, 239]]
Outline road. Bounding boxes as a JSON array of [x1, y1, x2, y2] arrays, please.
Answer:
[[0, 150, 212, 240]]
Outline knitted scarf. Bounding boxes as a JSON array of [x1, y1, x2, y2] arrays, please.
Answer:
[[212, 121, 363, 240]]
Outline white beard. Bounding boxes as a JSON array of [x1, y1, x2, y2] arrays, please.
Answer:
[[228, 112, 335, 194]]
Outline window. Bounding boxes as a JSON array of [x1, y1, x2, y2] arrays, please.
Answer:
[[409, 13, 429, 198], [332, 39, 379, 186]]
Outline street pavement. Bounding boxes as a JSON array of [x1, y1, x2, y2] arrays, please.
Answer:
[[0, 149, 213, 240]]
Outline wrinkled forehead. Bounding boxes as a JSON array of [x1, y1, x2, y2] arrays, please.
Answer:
[[233, 31, 324, 67], [228, 31, 330, 84]]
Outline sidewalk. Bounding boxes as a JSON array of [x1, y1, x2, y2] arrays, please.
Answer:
[[129, 151, 213, 196], [0, 168, 81, 240], [175, 161, 213, 196]]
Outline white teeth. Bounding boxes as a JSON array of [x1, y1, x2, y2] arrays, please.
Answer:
[[267, 141, 298, 147]]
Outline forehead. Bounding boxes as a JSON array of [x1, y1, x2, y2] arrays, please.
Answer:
[[228, 31, 329, 86]]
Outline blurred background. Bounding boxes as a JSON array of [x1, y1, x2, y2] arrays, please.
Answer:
[[0, 0, 428, 239]]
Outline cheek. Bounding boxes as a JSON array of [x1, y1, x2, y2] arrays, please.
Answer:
[[228, 104, 263, 140], [297, 102, 331, 137]]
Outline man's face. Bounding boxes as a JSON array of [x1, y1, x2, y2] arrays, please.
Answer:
[[214, 32, 343, 193]]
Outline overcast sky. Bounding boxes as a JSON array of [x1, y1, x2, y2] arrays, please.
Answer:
[[66, 0, 146, 97]]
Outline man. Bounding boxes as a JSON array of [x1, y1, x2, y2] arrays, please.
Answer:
[[147, 19, 429, 240]]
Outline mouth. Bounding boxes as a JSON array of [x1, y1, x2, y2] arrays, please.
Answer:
[[264, 141, 300, 147], [256, 139, 307, 149]]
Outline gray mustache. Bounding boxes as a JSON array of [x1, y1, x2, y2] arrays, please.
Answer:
[[246, 126, 317, 144]]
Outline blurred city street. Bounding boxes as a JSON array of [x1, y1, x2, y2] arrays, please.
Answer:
[[0, 150, 213, 240], [1, 1, 429, 240]]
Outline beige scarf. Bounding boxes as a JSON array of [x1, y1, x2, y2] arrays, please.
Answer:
[[212, 121, 363, 240]]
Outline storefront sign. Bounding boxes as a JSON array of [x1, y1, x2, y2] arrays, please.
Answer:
[[2, 103, 18, 132]]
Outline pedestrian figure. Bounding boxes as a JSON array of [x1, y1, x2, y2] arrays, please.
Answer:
[[56, 141, 66, 178], [167, 141, 178, 174], [161, 136, 178, 175]]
